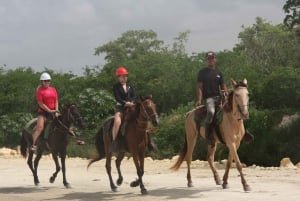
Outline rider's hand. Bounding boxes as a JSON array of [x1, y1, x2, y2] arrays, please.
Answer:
[[125, 102, 135, 107], [50, 110, 60, 117]]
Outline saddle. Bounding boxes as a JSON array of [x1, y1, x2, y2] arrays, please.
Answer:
[[24, 117, 53, 140], [193, 105, 225, 144]]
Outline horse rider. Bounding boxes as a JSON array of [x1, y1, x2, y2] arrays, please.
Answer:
[[31, 72, 60, 151], [196, 51, 254, 145], [110, 66, 135, 152], [110, 66, 157, 152]]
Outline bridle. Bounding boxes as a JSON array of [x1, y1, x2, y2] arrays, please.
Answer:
[[65, 105, 83, 125], [54, 104, 82, 136], [233, 86, 249, 120], [136, 99, 158, 130]]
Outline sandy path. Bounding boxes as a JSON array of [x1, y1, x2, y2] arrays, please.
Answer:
[[0, 155, 300, 201]]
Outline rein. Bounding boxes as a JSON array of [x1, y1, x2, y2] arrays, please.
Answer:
[[53, 106, 80, 137], [136, 100, 157, 131]]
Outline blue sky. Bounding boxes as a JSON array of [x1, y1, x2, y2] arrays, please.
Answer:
[[0, 0, 286, 75]]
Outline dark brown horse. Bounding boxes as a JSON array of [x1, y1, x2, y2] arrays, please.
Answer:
[[88, 96, 159, 194], [20, 103, 84, 188], [171, 79, 251, 191]]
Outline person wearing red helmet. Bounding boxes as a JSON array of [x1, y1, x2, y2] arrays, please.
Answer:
[[111, 66, 136, 152]]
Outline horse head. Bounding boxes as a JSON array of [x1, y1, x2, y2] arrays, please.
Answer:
[[62, 103, 85, 129], [230, 78, 249, 120], [140, 95, 159, 126]]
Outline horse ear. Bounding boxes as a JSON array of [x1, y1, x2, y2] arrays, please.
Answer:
[[230, 79, 237, 88], [243, 78, 248, 86], [149, 94, 153, 99], [140, 95, 145, 101]]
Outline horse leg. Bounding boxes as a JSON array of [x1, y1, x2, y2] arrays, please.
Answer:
[[186, 128, 198, 187], [138, 149, 147, 195], [33, 150, 43, 186], [49, 153, 61, 184], [27, 150, 35, 175], [106, 153, 117, 192], [227, 144, 250, 191], [222, 151, 233, 189], [60, 152, 71, 188], [130, 153, 147, 195], [207, 144, 221, 185], [116, 152, 125, 186]]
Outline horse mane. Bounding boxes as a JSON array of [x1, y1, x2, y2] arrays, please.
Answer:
[[223, 91, 234, 112]]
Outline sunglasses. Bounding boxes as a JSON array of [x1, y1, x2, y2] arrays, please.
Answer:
[[207, 56, 216, 60], [43, 80, 51, 82]]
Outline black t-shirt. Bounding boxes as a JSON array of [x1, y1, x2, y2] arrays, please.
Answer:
[[113, 82, 136, 107], [197, 67, 224, 99]]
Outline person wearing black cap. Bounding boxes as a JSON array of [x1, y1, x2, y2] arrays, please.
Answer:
[[196, 51, 227, 145], [196, 51, 254, 145]]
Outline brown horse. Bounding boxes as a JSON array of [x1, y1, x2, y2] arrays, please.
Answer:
[[88, 96, 159, 194], [171, 79, 251, 191], [20, 103, 84, 188]]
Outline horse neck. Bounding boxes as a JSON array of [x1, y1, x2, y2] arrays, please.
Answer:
[[135, 104, 148, 130], [60, 110, 71, 128], [222, 99, 244, 134], [223, 93, 243, 125]]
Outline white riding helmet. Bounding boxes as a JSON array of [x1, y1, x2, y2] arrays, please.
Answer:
[[40, 72, 51, 81]]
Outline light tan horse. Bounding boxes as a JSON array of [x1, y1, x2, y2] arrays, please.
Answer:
[[171, 79, 250, 191]]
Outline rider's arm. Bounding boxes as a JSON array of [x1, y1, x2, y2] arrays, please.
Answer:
[[221, 83, 228, 95], [113, 84, 126, 106]]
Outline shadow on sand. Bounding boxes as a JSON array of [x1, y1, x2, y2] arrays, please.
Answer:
[[42, 186, 220, 201]]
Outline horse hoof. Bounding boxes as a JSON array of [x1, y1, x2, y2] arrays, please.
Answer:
[[49, 176, 55, 183], [141, 188, 148, 195], [64, 183, 71, 188], [130, 180, 140, 187], [117, 178, 123, 186], [244, 185, 251, 192], [187, 182, 194, 187], [34, 181, 40, 186], [222, 183, 229, 189], [111, 187, 118, 192], [215, 180, 222, 185]]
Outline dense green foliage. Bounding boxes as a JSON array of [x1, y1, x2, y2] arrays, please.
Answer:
[[1, 10, 300, 166]]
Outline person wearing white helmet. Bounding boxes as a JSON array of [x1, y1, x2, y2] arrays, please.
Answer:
[[31, 72, 59, 151]]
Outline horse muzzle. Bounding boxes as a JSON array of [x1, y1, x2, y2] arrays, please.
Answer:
[[151, 114, 160, 127], [238, 105, 249, 120]]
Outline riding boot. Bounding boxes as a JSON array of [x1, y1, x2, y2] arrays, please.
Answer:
[[147, 132, 158, 152], [242, 129, 254, 144], [110, 140, 118, 152], [205, 123, 215, 145], [120, 121, 128, 136]]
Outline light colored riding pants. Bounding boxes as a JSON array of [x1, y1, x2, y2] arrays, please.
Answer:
[[205, 97, 216, 124]]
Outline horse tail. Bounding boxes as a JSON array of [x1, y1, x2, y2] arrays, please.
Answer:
[[20, 130, 28, 158], [87, 127, 106, 169], [170, 133, 188, 171]]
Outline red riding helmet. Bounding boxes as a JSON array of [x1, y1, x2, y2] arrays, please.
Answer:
[[115, 66, 128, 77]]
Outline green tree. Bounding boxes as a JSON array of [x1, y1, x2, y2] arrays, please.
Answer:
[[283, 0, 300, 29], [0, 67, 37, 115]]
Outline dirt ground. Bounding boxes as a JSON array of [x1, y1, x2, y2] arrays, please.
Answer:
[[0, 152, 300, 201]]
